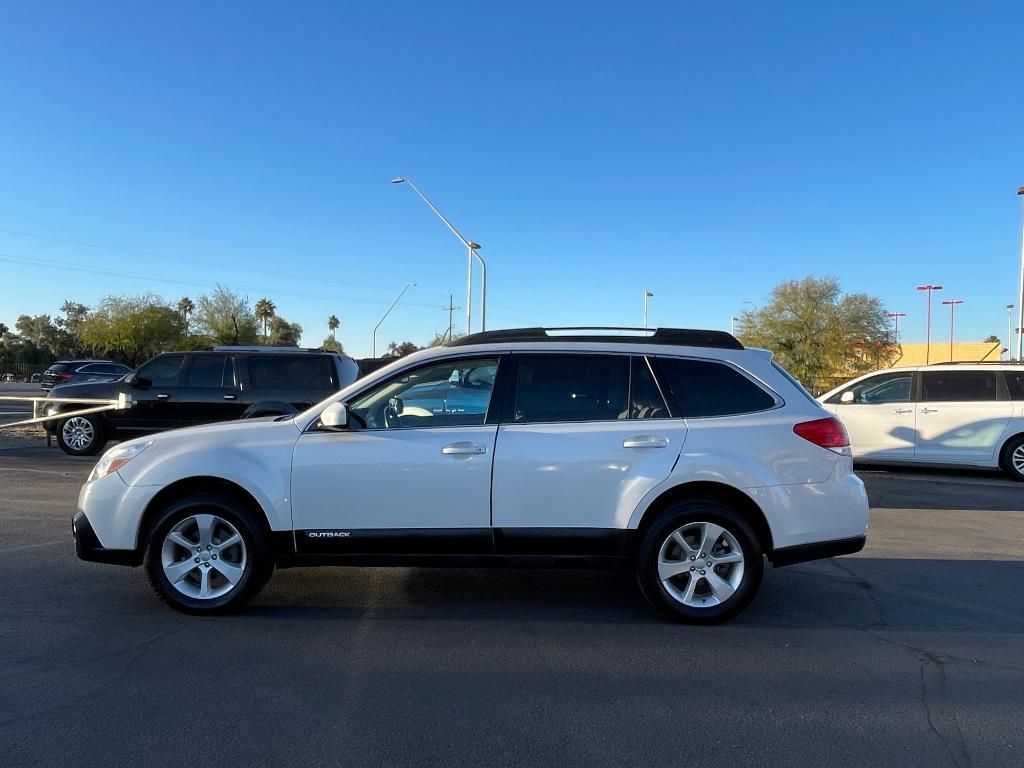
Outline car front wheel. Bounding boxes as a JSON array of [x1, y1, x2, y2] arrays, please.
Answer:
[[144, 493, 273, 614], [999, 435, 1024, 481], [56, 414, 106, 456], [636, 500, 764, 624]]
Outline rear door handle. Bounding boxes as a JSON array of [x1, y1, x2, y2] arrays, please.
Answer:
[[623, 435, 669, 449], [223, 394, 237, 400], [894, 408, 913, 414], [156, 393, 170, 399], [920, 407, 938, 414], [442, 442, 487, 456]]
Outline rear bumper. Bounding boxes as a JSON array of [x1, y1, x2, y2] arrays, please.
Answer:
[[72, 510, 141, 567], [769, 534, 866, 567]]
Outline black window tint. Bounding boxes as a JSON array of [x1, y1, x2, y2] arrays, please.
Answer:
[[631, 357, 669, 419], [138, 355, 184, 387], [656, 358, 776, 417], [45, 364, 72, 374], [513, 354, 629, 423], [1005, 372, 1024, 400], [186, 355, 227, 388], [831, 372, 913, 404], [921, 372, 997, 402], [247, 356, 334, 391]]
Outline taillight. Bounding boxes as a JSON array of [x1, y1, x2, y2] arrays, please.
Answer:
[[793, 417, 850, 452], [57, 372, 73, 380]]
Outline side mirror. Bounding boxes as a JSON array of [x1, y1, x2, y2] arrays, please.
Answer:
[[320, 402, 348, 430], [840, 390, 856, 404]]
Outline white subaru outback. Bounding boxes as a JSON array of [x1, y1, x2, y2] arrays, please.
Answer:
[[73, 327, 869, 623]]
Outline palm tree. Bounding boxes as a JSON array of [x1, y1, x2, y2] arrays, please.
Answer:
[[255, 298, 276, 340], [327, 314, 340, 339], [176, 297, 195, 336]]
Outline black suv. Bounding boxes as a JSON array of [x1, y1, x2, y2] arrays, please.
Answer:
[[47, 347, 359, 455]]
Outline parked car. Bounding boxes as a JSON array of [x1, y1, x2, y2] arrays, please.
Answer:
[[72, 326, 869, 622], [30, 373, 42, 383], [48, 347, 359, 456], [2, 372, 14, 382], [41, 360, 133, 391], [819, 363, 1024, 480]]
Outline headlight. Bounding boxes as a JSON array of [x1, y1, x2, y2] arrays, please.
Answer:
[[88, 441, 153, 482]]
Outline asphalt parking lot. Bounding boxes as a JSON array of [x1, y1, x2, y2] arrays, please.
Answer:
[[1, 433, 1022, 768]]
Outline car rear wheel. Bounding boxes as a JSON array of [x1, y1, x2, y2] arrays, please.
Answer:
[[636, 500, 763, 624], [144, 492, 273, 614], [56, 414, 106, 456], [999, 435, 1024, 482]]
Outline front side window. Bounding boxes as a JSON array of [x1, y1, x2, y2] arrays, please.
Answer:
[[512, 354, 629, 423], [138, 355, 184, 387], [186, 355, 228, 388], [348, 357, 499, 429], [655, 357, 776, 417], [248, 356, 334, 391], [921, 371, 997, 402], [833, 372, 913, 404]]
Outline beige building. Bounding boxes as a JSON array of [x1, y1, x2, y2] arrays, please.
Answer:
[[886, 341, 1003, 367]]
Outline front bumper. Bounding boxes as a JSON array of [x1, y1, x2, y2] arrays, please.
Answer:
[[72, 510, 142, 567]]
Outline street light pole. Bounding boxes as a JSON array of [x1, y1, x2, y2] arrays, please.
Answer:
[[372, 282, 416, 358], [1016, 186, 1024, 360], [392, 177, 486, 333], [941, 299, 963, 362], [1007, 304, 1016, 361], [916, 284, 943, 364], [887, 311, 907, 343], [643, 291, 653, 329]]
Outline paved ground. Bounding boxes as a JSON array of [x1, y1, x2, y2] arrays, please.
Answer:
[[1, 435, 1022, 768], [0, 383, 42, 427]]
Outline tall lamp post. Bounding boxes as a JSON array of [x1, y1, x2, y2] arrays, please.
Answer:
[[1007, 304, 1016, 361], [392, 178, 486, 334], [916, 284, 943, 364], [643, 290, 654, 329], [941, 299, 963, 362], [887, 311, 907, 343], [1017, 186, 1024, 360], [372, 282, 416, 358]]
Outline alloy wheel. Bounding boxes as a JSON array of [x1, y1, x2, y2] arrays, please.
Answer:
[[61, 417, 94, 451], [1013, 444, 1024, 476], [657, 521, 745, 608], [161, 514, 247, 600]]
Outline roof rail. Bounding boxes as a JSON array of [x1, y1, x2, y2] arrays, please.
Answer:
[[447, 327, 744, 350], [929, 360, 1022, 365], [210, 346, 329, 354]]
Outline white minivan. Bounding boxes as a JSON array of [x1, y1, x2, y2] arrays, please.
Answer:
[[819, 364, 1024, 479]]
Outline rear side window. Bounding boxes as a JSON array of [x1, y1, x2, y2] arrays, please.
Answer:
[[513, 354, 629, 423], [187, 355, 229, 388], [247, 355, 335, 391], [655, 357, 776, 417], [98, 363, 130, 374], [921, 371, 997, 402], [630, 357, 669, 419], [1005, 372, 1024, 400]]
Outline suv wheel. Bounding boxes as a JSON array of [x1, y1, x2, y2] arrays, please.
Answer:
[[56, 414, 106, 456], [144, 493, 273, 614], [999, 435, 1024, 482], [636, 500, 764, 624]]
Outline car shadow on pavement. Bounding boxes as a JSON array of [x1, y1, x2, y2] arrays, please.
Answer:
[[246, 556, 1024, 634]]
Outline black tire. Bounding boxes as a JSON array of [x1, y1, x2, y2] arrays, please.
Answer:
[[144, 492, 273, 615], [636, 500, 764, 624], [999, 434, 1024, 482], [55, 414, 107, 456]]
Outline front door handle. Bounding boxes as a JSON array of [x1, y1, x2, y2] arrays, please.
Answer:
[[623, 435, 670, 449], [894, 407, 913, 414], [441, 442, 487, 456], [223, 394, 237, 400], [156, 393, 170, 400], [920, 407, 938, 414]]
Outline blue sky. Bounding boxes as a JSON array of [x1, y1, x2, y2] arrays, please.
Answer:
[[2, 1, 1022, 358]]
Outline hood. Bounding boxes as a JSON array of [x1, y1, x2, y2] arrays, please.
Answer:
[[141, 414, 302, 447], [48, 379, 125, 398]]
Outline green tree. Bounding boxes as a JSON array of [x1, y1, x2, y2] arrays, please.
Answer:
[[327, 314, 340, 339], [78, 294, 186, 366], [984, 334, 1000, 344], [736, 276, 898, 393], [194, 286, 258, 345], [268, 316, 303, 346], [321, 336, 343, 353], [176, 297, 195, 336], [255, 298, 277, 340], [385, 340, 419, 358]]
